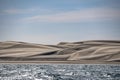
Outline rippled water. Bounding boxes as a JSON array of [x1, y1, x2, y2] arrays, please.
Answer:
[[0, 64, 120, 80]]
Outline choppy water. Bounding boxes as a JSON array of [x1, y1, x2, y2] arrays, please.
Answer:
[[0, 64, 120, 80]]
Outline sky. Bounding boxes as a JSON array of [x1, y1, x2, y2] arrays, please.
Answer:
[[0, 0, 120, 44]]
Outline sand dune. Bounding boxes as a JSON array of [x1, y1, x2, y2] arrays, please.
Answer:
[[0, 40, 120, 63]]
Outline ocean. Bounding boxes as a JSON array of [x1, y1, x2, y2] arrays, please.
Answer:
[[0, 64, 120, 80]]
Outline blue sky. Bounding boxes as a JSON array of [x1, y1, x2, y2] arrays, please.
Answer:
[[0, 0, 120, 44]]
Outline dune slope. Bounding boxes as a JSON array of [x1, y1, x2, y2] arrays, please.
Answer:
[[0, 40, 120, 63]]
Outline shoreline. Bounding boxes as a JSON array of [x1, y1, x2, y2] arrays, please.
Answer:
[[0, 61, 120, 64]]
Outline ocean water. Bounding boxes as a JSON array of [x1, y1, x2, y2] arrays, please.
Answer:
[[0, 64, 120, 80]]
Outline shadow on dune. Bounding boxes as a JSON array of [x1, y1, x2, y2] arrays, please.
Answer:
[[0, 40, 120, 63]]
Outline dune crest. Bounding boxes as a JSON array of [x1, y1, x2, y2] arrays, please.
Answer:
[[0, 40, 120, 63]]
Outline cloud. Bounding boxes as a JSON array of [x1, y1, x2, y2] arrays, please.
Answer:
[[3, 8, 51, 14], [4, 9, 32, 14], [23, 8, 120, 23]]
